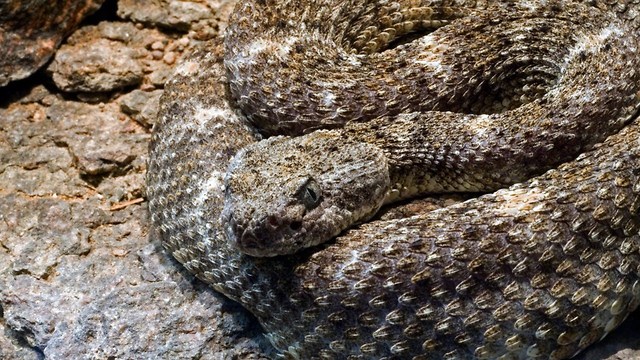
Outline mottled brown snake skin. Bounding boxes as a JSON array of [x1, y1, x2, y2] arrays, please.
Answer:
[[147, 0, 640, 358]]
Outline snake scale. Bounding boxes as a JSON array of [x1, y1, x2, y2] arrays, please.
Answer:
[[147, 0, 640, 359]]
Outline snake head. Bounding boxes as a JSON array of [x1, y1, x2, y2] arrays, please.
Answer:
[[222, 130, 390, 257]]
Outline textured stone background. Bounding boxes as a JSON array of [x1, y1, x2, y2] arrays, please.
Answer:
[[0, 0, 638, 359], [0, 0, 106, 87]]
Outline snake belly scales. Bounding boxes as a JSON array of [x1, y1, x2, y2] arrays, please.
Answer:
[[146, 0, 640, 359]]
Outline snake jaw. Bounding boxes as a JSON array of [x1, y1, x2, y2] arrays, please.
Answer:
[[223, 197, 314, 256]]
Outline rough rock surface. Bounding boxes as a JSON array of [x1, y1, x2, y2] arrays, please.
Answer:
[[0, 0, 638, 358], [46, 21, 190, 94], [0, 0, 269, 358], [48, 38, 144, 93], [0, 84, 270, 358], [117, 0, 234, 37], [0, 0, 105, 87], [120, 89, 164, 127]]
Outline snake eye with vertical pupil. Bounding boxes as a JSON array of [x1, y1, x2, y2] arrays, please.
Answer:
[[298, 177, 322, 210]]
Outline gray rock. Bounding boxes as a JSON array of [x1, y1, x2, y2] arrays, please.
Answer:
[[0, 2, 273, 358], [119, 89, 163, 127], [47, 38, 144, 93], [117, 0, 214, 31], [97, 21, 139, 42], [148, 65, 175, 87], [0, 93, 270, 359], [0, 321, 40, 360], [0, 100, 86, 198], [43, 101, 148, 176], [45, 20, 197, 94], [0, 0, 105, 87]]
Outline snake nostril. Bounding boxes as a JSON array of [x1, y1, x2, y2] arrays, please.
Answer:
[[289, 221, 302, 231], [241, 234, 259, 250], [267, 215, 279, 228]]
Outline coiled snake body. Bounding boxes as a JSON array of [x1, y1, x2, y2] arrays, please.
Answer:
[[147, 0, 640, 358]]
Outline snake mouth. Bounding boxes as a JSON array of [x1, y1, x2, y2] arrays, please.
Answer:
[[239, 214, 310, 257]]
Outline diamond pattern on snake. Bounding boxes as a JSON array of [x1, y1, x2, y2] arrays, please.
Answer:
[[147, 0, 640, 358]]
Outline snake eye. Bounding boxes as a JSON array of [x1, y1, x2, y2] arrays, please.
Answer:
[[298, 177, 322, 210]]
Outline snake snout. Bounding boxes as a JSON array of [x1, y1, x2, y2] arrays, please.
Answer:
[[232, 212, 306, 257]]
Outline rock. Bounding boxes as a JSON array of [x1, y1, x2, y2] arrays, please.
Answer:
[[0, 102, 86, 198], [47, 21, 197, 93], [116, 0, 236, 40], [98, 21, 139, 42], [0, 324, 40, 360], [147, 65, 174, 87], [0, 91, 271, 358], [117, 0, 214, 31], [47, 38, 144, 93], [0, 2, 274, 358], [119, 89, 163, 127], [42, 100, 148, 177], [0, 0, 105, 87]]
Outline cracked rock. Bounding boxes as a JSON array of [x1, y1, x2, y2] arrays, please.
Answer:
[[47, 38, 144, 93], [0, 0, 105, 87], [0, 321, 41, 360], [46, 20, 198, 94], [118, 0, 216, 31], [119, 89, 163, 127], [44, 100, 148, 176], [0, 79, 270, 358]]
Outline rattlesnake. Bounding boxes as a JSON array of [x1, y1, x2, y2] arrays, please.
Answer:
[[147, 0, 640, 358]]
